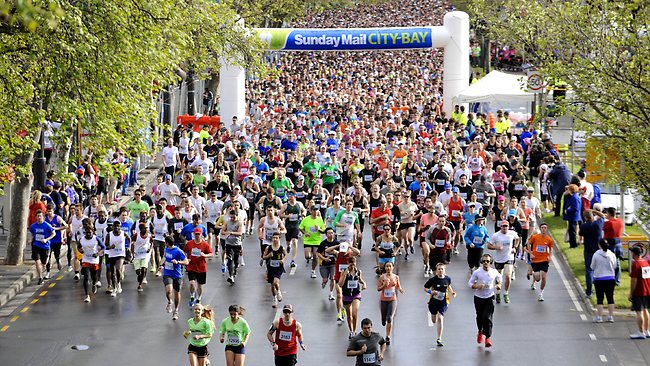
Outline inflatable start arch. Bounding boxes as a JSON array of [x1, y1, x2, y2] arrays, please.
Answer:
[[219, 11, 469, 122]]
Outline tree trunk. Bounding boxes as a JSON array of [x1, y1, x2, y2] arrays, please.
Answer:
[[5, 150, 36, 265], [186, 72, 196, 115]]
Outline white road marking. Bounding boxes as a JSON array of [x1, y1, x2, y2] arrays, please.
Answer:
[[599, 355, 607, 363], [551, 255, 584, 313], [580, 314, 588, 321], [589, 333, 597, 341]]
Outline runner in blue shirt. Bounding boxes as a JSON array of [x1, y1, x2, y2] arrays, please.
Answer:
[[181, 214, 208, 242], [463, 216, 490, 275], [163, 236, 189, 320], [29, 210, 56, 284]]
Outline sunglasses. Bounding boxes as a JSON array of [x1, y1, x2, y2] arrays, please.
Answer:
[[481, 260, 491, 264], [282, 310, 292, 314]]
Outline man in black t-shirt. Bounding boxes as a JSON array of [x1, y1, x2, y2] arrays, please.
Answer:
[[423, 263, 456, 347], [317, 228, 340, 300]]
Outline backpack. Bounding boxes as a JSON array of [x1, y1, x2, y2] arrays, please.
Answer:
[[591, 183, 602, 207]]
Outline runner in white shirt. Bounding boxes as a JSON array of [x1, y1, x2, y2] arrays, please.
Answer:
[[162, 138, 180, 177], [158, 174, 181, 209], [487, 221, 519, 304], [468, 254, 502, 348]]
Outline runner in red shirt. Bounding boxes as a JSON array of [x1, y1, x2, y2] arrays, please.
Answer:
[[332, 242, 360, 325], [267, 304, 307, 366], [369, 198, 392, 243], [183, 228, 213, 307], [629, 246, 650, 339]]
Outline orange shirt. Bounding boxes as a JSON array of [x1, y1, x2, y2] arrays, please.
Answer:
[[528, 234, 554, 263]]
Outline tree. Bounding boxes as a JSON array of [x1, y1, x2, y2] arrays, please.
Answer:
[[470, 0, 650, 221], [0, 0, 260, 264]]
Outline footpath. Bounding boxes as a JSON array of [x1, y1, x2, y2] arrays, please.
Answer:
[[0, 156, 162, 311]]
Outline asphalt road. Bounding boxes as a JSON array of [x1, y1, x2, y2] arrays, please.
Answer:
[[0, 220, 628, 366]]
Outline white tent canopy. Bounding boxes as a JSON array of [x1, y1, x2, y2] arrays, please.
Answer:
[[454, 70, 534, 104]]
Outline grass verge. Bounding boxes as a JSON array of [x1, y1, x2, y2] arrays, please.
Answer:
[[542, 214, 646, 309]]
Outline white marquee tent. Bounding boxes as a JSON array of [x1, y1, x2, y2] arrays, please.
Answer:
[[454, 70, 534, 104]]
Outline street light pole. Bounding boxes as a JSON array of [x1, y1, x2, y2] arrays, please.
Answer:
[[32, 126, 46, 191]]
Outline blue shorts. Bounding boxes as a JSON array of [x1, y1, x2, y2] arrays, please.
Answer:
[[428, 300, 448, 316], [378, 257, 395, 265]]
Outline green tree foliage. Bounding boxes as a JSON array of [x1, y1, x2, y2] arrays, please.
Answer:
[[0, 0, 260, 263], [470, 0, 650, 220]]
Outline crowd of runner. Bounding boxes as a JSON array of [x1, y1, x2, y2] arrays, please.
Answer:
[[24, 0, 650, 365]]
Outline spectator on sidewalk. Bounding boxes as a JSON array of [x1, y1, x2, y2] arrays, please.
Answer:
[[563, 184, 582, 249], [548, 159, 571, 216], [603, 207, 624, 285], [580, 209, 605, 297], [590, 240, 617, 323]]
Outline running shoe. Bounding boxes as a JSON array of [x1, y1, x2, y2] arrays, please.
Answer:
[[485, 338, 492, 348], [328, 292, 335, 301], [526, 273, 531, 280], [531, 283, 536, 290], [37, 277, 44, 285], [67, 266, 73, 272], [290, 260, 296, 268], [629, 332, 646, 339], [222, 263, 227, 273], [495, 293, 501, 304], [511, 271, 516, 281], [453, 249, 459, 255], [645, 331, 650, 338], [92, 285, 98, 294], [322, 281, 327, 289], [172, 311, 179, 320], [44, 271, 50, 280], [272, 297, 278, 308], [155, 269, 162, 277], [337, 316, 343, 324], [593, 316, 603, 323], [142, 277, 148, 284], [436, 338, 444, 347], [385, 336, 391, 345], [240, 257, 245, 266], [106, 285, 113, 294], [117, 283, 122, 294], [503, 294, 510, 303], [74, 273, 80, 281], [227, 276, 233, 284], [95, 280, 102, 288], [606, 316, 614, 323], [306, 257, 310, 265], [84, 295, 90, 303], [342, 308, 347, 317], [189, 299, 195, 308], [404, 254, 409, 261], [110, 290, 117, 297], [286, 245, 291, 254], [410, 246, 414, 254], [537, 293, 544, 302], [166, 302, 173, 313], [259, 259, 264, 267], [137, 286, 143, 292], [277, 290, 283, 302], [477, 332, 483, 344], [311, 270, 317, 278]]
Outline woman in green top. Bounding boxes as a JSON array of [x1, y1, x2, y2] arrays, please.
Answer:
[[184, 303, 215, 366], [219, 304, 251, 366]]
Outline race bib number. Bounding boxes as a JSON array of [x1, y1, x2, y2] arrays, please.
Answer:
[[227, 335, 240, 345], [494, 181, 502, 189], [136, 247, 148, 256], [452, 210, 460, 217], [164, 261, 175, 270], [459, 192, 467, 200], [269, 259, 281, 267], [380, 242, 393, 250], [473, 237, 483, 245], [339, 264, 348, 272], [216, 191, 223, 198], [154, 227, 165, 235], [364, 175, 373, 182], [515, 184, 524, 191], [296, 192, 304, 199], [174, 222, 183, 231], [435, 239, 445, 248], [191, 248, 202, 257], [477, 192, 485, 200], [383, 288, 395, 298], [246, 192, 255, 199], [279, 331, 292, 342], [362, 353, 376, 364], [345, 216, 354, 224], [405, 175, 413, 182], [289, 214, 299, 221], [276, 188, 285, 196], [286, 167, 293, 173], [347, 280, 359, 289], [35, 234, 45, 242], [83, 251, 96, 260], [535, 245, 546, 253], [240, 167, 248, 174], [437, 179, 445, 186], [419, 190, 427, 197], [432, 290, 446, 301], [309, 226, 318, 233], [641, 267, 650, 279]]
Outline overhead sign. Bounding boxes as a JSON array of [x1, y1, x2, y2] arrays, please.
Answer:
[[256, 27, 434, 51], [527, 70, 543, 93]]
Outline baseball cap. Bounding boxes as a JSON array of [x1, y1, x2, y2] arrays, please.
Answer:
[[193, 227, 202, 234], [497, 195, 505, 201], [629, 246, 643, 256], [282, 304, 293, 313], [165, 174, 172, 180], [444, 183, 452, 190], [451, 187, 460, 193], [527, 187, 534, 192], [475, 215, 486, 221]]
